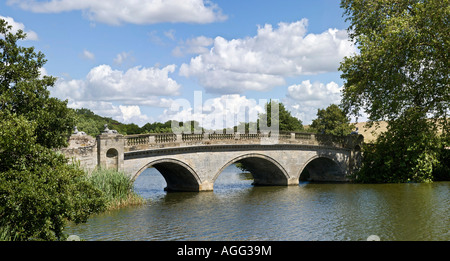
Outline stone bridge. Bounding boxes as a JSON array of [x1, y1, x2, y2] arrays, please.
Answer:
[[61, 127, 363, 192]]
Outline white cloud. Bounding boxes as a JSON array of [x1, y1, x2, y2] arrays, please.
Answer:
[[52, 64, 181, 104], [160, 94, 266, 130], [8, 0, 227, 25], [284, 80, 343, 125], [179, 19, 356, 94], [287, 80, 341, 102], [67, 100, 150, 126], [113, 51, 134, 66], [118, 105, 150, 125], [52, 63, 180, 126], [172, 36, 214, 57], [81, 49, 95, 60], [0, 15, 38, 40]]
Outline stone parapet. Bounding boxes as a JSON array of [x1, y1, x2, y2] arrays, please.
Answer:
[[124, 132, 363, 152]]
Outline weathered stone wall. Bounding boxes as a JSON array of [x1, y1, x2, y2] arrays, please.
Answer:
[[60, 134, 98, 174], [96, 133, 125, 172]]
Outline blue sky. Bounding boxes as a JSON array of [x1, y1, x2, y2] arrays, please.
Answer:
[[1, 0, 357, 128]]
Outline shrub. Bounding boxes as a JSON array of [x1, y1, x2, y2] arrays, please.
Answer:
[[88, 168, 145, 210]]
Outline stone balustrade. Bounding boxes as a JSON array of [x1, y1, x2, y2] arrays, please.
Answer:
[[123, 131, 361, 152]]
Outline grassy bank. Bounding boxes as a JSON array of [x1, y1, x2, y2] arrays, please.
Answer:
[[88, 168, 145, 210]]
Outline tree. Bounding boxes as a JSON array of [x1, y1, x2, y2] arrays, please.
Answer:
[[141, 121, 173, 133], [0, 112, 106, 240], [354, 108, 440, 183], [258, 101, 304, 132], [310, 104, 353, 136], [0, 19, 106, 240], [339, 0, 449, 130], [0, 19, 75, 148], [339, 0, 449, 182]]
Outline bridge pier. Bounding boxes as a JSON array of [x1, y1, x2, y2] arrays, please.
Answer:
[[198, 181, 214, 192]]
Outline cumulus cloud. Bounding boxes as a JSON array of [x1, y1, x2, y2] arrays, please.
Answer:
[[287, 80, 341, 102], [67, 100, 150, 126], [7, 0, 227, 25], [52, 64, 181, 103], [0, 15, 38, 40], [51, 64, 182, 125], [179, 19, 356, 94], [160, 93, 266, 130], [118, 105, 150, 124], [284, 80, 343, 124], [172, 36, 214, 57]]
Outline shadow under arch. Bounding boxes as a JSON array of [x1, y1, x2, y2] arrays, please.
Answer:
[[133, 158, 201, 192], [299, 155, 346, 182], [213, 153, 290, 187]]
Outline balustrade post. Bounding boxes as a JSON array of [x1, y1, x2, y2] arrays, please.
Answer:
[[310, 134, 316, 144], [235, 132, 240, 140], [176, 134, 183, 143], [290, 133, 295, 141]]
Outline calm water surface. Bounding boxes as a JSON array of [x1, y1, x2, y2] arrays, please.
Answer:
[[65, 165, 450, 241]]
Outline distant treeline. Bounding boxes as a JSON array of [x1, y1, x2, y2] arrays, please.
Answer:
[[74, 102, 355, 137], [75, 108, 173, 136], [75, 108, 268, 136]]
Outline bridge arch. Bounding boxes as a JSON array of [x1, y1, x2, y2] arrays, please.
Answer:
[[298, 155, 346, 182], [213, 153, 290, 187], [132, 158, 202, 192]]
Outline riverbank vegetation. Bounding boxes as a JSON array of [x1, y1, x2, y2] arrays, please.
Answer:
[[88, 168, 145, 210], [339, 0, 449, 183]]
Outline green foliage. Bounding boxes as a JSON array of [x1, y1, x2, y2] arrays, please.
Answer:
[[0, 19, 75, 149], [74, 108, 131, 136], [88, 169, 133, 203], [433, 133, 450, 181], [310, 104, 353, 136], [339, 0, 449, 182], [0, 112, 106, 241], [235, 162, 249, 172], [74, 108, 178, 136], [0, 19, 106, 241], [141, 121, 173, 133], [339, 0, 449, 126], [258, 101, 304, 132], [170, 120, 203, 134], [354, 109, 441, 183], [88, 168, 144, 209]]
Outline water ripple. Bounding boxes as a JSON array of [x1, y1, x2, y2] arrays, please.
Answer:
[[65, 168, 450, 241]]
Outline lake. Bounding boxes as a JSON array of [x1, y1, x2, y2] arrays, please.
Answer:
[[65, 165, 450, 241]]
